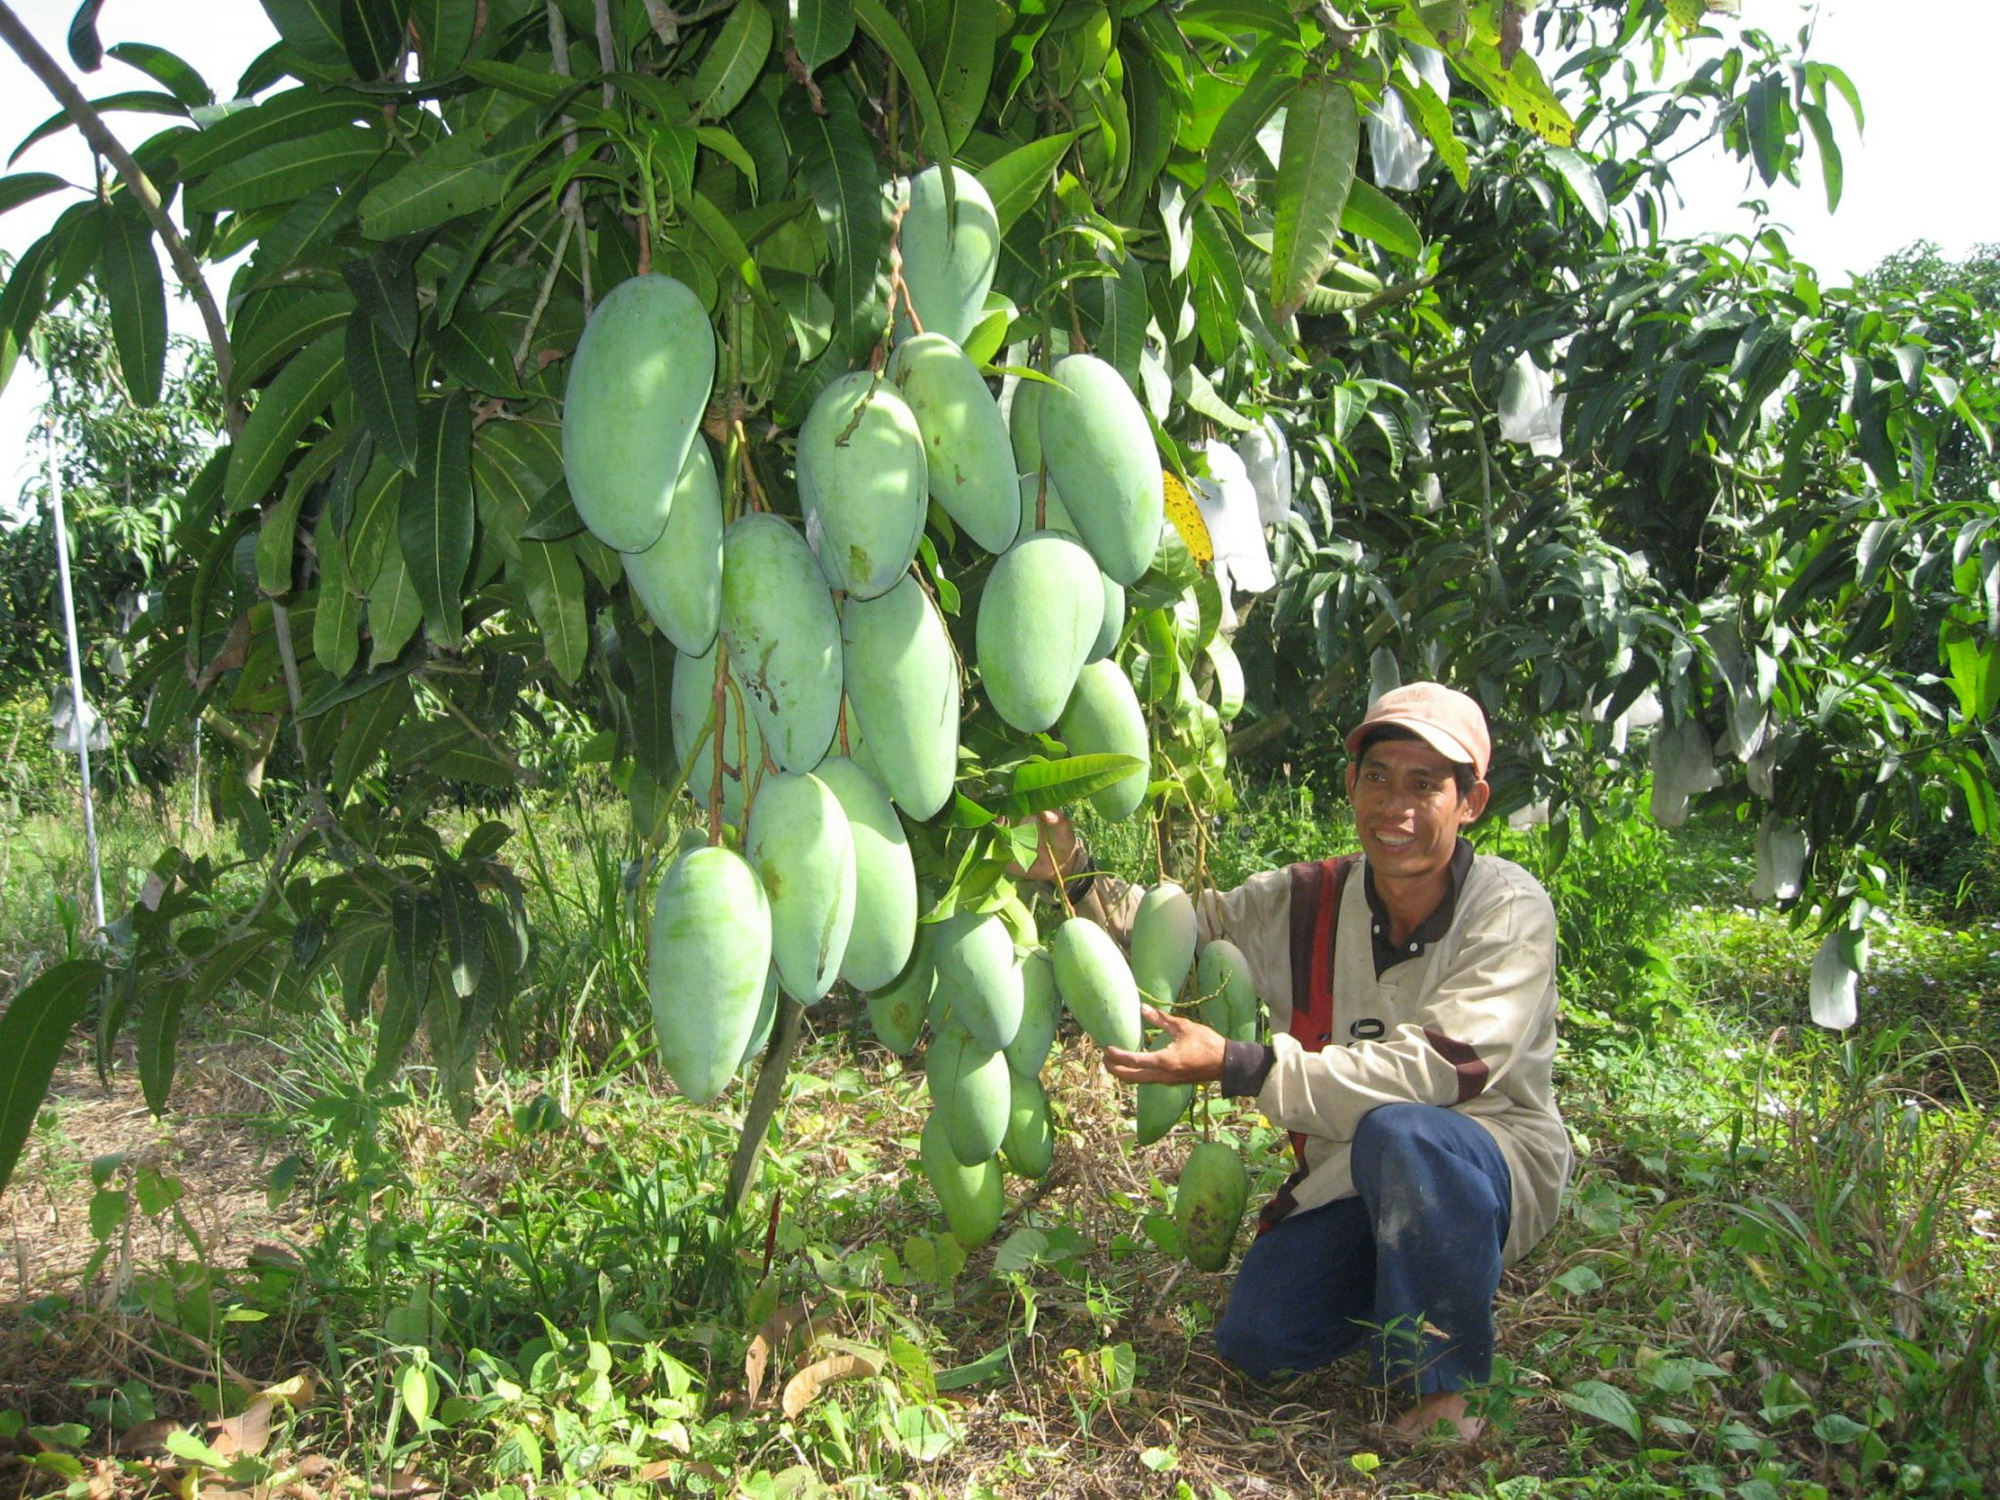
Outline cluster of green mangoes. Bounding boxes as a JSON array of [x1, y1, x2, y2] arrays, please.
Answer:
[[560, 164, 1251, 1266]]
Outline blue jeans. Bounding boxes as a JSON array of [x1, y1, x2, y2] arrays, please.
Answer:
[[1213, 1103, 1512, 1395]]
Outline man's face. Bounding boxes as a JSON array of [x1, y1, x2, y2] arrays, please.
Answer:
[[1343, 736, 1489, 884]]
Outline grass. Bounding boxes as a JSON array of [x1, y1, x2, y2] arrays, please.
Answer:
[[1, 772, 1996, 1497]]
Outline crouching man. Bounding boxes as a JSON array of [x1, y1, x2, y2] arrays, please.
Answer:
[[1042, 683, 1571, 1441]]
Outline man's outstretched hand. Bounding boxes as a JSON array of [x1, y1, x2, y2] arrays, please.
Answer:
[[1008, 808, 1084, 884], [1102, 1003, 1227, 1085]]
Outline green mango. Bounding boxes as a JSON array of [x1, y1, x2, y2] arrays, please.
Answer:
[[930, 910, 1023, 1051], [1089, 575, 1124, 662], [743, 772, 855, 1003], [926, 1021, 1010, 1166], [739, 967, 780, 1068], [670, 639, 763, 827], [563, 273, 715, 552], [840, 574, 961, 819], [796, 371, 928, 598], [867, 928, 934, 1055], [816, 757, 916, 991], [1197, 938, 1259, 1042], [1136, 1079, 1192, 1146], [1050, 917, 1141, 1051], [976, 531, 1103, 732], [1039, 352, 1163, 584], [720, 513, 842, 773], [1130, 883, 1197, 1007], [1002, 1070, 1055, 1179], [921, 1111, 1004, 1249], [894, 165, 999, 346], [622, 436, 723, 655], [1004, 948, 1060, 1076], [647, 846, 771, 1105], [888, 333, 1020, 553], [1057, 659, 1150, 822], [1176, 1140, 1250, 1272]]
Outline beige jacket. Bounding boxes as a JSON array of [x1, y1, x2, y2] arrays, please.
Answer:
[[1102, 854, 1571, 1264]]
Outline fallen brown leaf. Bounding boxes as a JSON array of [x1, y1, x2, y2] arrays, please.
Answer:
[[210, 1396, 273, 1459], [745, 1301, 816, 1406], [780, 1353, 877, 1419], [367, 1469, 439, 1500], [115, 1419, 180, 1457]]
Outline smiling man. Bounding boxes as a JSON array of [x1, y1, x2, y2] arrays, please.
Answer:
[[1048, 683, 1570, 1442]]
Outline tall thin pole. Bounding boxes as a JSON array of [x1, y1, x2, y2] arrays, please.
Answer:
[[45, 418, 105, 932]]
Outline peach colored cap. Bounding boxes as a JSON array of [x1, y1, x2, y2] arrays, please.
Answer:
[[1344, 682, 1491, 780]]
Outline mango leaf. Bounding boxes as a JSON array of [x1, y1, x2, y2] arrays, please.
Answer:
[[791, 0, 854, 74], [517, 539, 588, 685], [1798, 100, 1843, 213], [230, 290, 353, 399], [312, 512, 362, 678], [929, 0, 996, 152], [623, 627, 678, 785], [0, 960, 105, 1197], [187, 127, 384, 214], [341, 0, 405, 79], [359, 155, 507, 240], [1198, 48, 1296, 188], [692, 0, 774, 120], [1269, 77, 1357, 322], [103, 41, 208, 105], [261, 0, 348, 72], [342, 241, 420, 350], [410, 0, 477, 77], [346, 313, 418, 474], [97, 201, 165, 407], [852, 0, 951, 170], [437, 869, 486, 1001], [1341, 178, 1421, 257], [371, 889, 439, 1088], [10, 91, 185, 166], [331, 673, 413, 796], [990, 753, 1146, 817], [225, 327, 345, 512], [1543, 146, 1608, 229], [67, 0, 107, 69], [1394, 70, 1468, 190], [1095, 256, 1147, 386], [0, 172, 72, 215], [169, 89, 365, 179], [791, 99, 885, 355], [976, 133, 1074, 237], [399, 398, 475, 649]]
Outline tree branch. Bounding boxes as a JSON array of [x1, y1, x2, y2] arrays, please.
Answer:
[[0, 0, 240, 434]]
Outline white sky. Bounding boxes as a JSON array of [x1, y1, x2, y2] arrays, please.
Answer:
[[0, 0, 1995, 506]]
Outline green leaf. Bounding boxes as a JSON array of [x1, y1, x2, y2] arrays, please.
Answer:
[[1340, 178, 1421, 257], [260, 0, 348, 69], [410, 0, 478, 78], [170, 88, 364, 180], [342, 241, 420, 351], [1095, 256, 1147, 386], [0, 172, 69, 215], [256, 471, 309, 594], [1269, 77, 1357, 321], [231, 292, 354, 399], [1395, 70, 1467, 190], [518, 539, 588, 685], [929, 0, 996, 153], [790, 99, 885, 354], [460, 59, 581, 108], [341, 0, 404, 79], [331, 674, 413, 796], [976, 133, 1074, 237], [1798, 100, 1842, 213], [369, 535, 424, 667], [1198, 49, 1297, 189], [990, 753, 1145, 817], [791, 0, 855, 74], [346, 311, 418, 474], [371, 889, 439, 1088], [1559, 1379, 1642, 1442], [10, 91, 185, 166], [0, 960, 105, 1196], [312, 509, 363, 678], [852, 0, 951, 169], [113, 43, 215, 109], [691, 0, 774, 121], [437, 869, 485, 1000], [1542, 146, 1607, 229], [1743, 71, 1786, 187], [187, 127, 384, 213], [97, 202, 165, 407], [68, 0, 106, 69], [398, 398, 475, 649], [225, 327, 345, 512], [358, 154, 506, 240]]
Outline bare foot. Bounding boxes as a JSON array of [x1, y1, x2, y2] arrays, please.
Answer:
[[1390, 1389, 1486, 1444]]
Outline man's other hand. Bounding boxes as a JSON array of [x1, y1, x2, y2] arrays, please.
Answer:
[[1103, 1004, 1226, 1085], [1008, 808, 1083, 884]]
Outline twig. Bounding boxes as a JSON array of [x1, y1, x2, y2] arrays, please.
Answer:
[[545, 0, 592, 314], [512, 212, 577, 376], [726, 997, 807, 1214]]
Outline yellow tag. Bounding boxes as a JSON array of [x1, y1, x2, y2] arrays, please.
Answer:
[[1161, 470, 1213, 565]]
